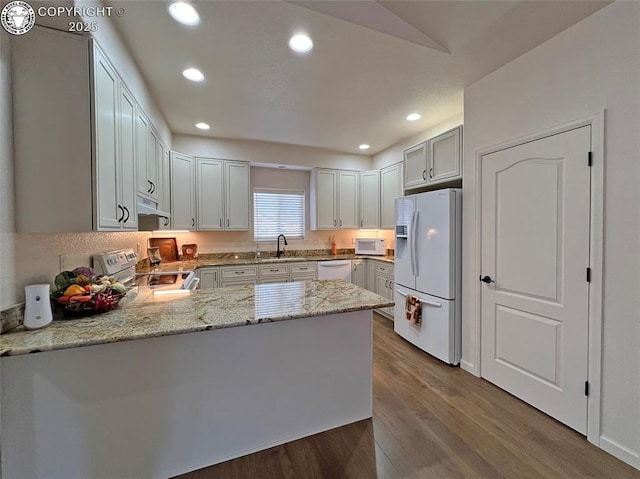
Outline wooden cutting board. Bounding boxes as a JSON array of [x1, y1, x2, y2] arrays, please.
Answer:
[[148, 237, 179, 262]]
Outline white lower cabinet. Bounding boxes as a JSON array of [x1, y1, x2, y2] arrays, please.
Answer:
[[197, 267, 219, 289], [373, 261, 394, 319], [290, 262, 318, 282], [352, 259, 367, 289]]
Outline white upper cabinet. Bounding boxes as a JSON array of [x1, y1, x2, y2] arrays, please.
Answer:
[[312, 169, 338, 229], [359, 170, 380, 229], [116, 81, 138, 230], [311, 169, 358, 230], [380, 162, 403, 229], [12, 27, 146, 233], [428, 126, 462, 184], [195, 158, 250, 231], [404, 126, 462, 191], [338, 171, 359, 229], [147, 126, 160, 201], [196, 159, 224, 230], [170, 152, 196, 230], [403, 142, 428, 189], [225, 161, 250, 230], [157, 143, 171, 229], [135, 108, 150, 198]]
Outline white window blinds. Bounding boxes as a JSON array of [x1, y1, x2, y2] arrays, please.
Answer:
[[253, 189, 305, 241]]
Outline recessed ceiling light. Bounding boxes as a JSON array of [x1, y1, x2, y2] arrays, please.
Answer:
[[182, 68, 204, 82], [406, 113, 421, 122], [168, 2, 200, 26], [289, 34, 313, 53], [195, 122, 210, 130], [359, 144, 371, 150]]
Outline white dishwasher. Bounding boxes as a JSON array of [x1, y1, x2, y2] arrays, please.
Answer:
[[317, 260, 352, 282]]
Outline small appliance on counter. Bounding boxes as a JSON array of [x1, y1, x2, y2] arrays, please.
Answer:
[[148, 237, 179, 262], [24, 284, 53, 330], [355, 238, 386, 255]]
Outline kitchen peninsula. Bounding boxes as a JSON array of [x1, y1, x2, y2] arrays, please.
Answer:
[[1, 280, 393, 479]]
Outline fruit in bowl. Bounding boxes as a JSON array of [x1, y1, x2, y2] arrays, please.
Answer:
[[51, 267, 127, 315]]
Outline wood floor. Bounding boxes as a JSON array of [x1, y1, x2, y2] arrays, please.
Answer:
[[175, 314, 640, 479]]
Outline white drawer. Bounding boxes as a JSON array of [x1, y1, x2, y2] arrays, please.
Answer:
[[260, 264, 290, 276], [290, 274, 317, 282], [260, 277, 290, 284], [290, 262, 317, 274], [375, 262, 394, 277], [219, 278, 257, 287], [220, 265, 258, 279]]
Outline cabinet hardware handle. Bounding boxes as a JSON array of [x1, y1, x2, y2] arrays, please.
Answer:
[[150, 182, 156, 194], [123, 206, 130, 223], [299, 267, 308, 270], [333, 219, 337, 227], [192, 218, 195, 228], [235, 271, 245, 274], [429, 168, 433, 179], [270, 269, 279, 272], [422, 170, 426, 180], [385, 279, 389, 288], [147, 180, 152, 194], [227, 218, 230, 227], [165, 217, 169, 226], [219, 218, 222, 227], [117, 205, 125, 222], [390, 281, 393, 288], [339, 219, 342, 227], [360, 219, 363, 227]]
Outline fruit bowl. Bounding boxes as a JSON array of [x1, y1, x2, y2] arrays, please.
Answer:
[[51, 268, 127, 317]]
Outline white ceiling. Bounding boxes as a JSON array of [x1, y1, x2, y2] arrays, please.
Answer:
[[112, 1, 609, 155]]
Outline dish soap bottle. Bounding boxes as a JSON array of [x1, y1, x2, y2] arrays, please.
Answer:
[[255, 243, 261, 260], [331, 237, 337, 255]]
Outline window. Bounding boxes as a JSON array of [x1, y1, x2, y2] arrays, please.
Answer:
[[253, 189, 305, 241]]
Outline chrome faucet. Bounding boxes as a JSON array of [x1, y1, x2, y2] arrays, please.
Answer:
[[276, 234, 288, 258]]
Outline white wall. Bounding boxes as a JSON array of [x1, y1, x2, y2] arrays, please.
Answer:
[[372, 113, 463, 170], [462, 2, 639, 468], [0, 31, 15, 310], [172, 135, 371, 171]]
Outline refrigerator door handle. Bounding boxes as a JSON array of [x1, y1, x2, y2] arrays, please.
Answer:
[[412, 211, 419, 276], [396, 289, 442, 308]]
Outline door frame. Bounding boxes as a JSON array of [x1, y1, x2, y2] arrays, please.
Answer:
[[472, 112, 605, 445]]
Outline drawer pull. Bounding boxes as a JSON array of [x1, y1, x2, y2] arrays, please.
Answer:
[[299, 267, 308, 270], [235, 271, 245, 275], [269, 269, 279, 272]]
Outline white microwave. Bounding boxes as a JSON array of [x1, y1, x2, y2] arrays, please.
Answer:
[[355, 238, 386, 255]]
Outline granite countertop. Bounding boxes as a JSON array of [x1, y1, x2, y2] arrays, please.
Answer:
[[0, 280, 394, 357], [148, 254, 394, 273]]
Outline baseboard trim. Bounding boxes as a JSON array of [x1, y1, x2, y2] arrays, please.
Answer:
[[600, 436, 640, 470], [460, 359, 478, 376]]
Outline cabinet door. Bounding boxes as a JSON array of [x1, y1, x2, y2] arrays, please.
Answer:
[[338, 171, 358, 229], [428, 126, 461, 184], [352, 260, 367, 288], [147, 127, 160, 200], [94, 46, 120, 230], [196, 159, 224, 230], [118, 82, 138, 230], [225, 161, 250, 230], [359, 171, 380, 229], [135, 107, 149, 197], [376, 275, 390, 299], [170, 152, 195, 230], [197, 268, 218, 289], [157, 144, 171, 229], [403, 142, 428, 189], [366, 261, 377, 293], [314, 170, 337, 229], [380, 162, 403, 229]]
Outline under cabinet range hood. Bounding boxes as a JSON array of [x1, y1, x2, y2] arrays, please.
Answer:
[[137, 196, 170, 218]]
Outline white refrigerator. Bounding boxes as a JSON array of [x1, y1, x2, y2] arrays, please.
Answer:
[[394, 189, 462, 365]]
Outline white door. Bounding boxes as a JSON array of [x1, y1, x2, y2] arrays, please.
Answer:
[[196, 159, 224, 230], [224, 161, 250, 230], [403, 142, 428, 189], [147, 127, 159, 200], [380, 162, 402, 229], [358, 171, 380, 229], [480, 126, 591, 434], [135, 107, 149, 197], [118, 83, 138, 230], [338, 171, 359, 229], [94, 47, 121, 231], [428, 127, 461, 184], [170, 152, 195, 230]]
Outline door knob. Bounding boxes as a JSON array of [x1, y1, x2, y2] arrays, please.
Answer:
[[480, 275, 495, 284]]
